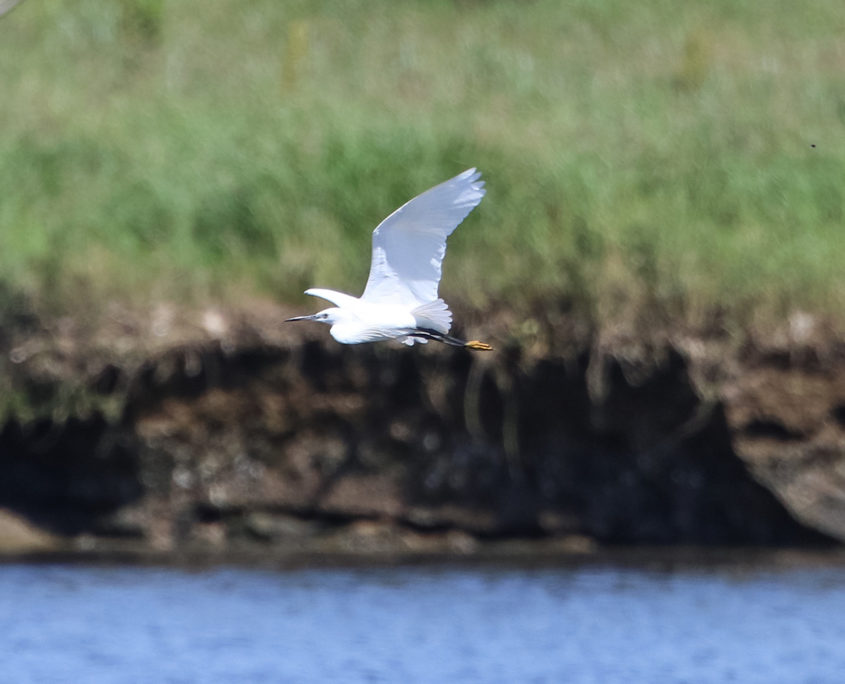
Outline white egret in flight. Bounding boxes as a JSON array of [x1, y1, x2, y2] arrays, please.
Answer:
[[286, 168, 492, 350]]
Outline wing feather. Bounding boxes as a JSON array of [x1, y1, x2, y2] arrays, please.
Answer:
[[360, 168, 485, 307]]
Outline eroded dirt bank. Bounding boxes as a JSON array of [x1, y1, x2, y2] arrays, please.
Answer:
[[0, 302, 842, 558]]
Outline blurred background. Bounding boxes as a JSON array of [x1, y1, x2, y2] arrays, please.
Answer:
[[2, 0, 843, 321], [2, 1, 845, 682]]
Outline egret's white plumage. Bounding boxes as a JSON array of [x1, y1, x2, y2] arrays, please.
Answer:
[[287, 168, 492, 350]]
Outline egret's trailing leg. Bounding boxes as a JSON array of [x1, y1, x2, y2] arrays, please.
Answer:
[[409, 328, 493, 351], [286, 168, 491, 351]]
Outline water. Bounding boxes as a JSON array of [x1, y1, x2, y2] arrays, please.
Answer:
[[2, 558, 845, 683]]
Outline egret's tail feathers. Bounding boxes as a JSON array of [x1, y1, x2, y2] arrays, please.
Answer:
[[412, 299, 452, 334]]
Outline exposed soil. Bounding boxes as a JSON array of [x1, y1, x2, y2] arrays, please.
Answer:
[[0, 300, 842, 559]]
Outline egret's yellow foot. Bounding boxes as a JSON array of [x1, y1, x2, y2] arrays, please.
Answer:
[[465, 340, 493, 351]]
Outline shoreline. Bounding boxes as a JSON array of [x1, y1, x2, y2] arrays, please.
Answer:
[[4, 541, 845, 573]]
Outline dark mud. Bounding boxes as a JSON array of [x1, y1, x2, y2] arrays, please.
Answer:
[[0, 302, 842, 558]]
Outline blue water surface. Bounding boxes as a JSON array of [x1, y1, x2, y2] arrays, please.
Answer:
[[1, 559, 844, 683]]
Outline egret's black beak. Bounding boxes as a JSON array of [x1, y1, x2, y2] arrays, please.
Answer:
[[285, 314, 315, 322]]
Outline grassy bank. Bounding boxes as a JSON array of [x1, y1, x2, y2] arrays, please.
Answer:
[[1, 0, 843, 327]]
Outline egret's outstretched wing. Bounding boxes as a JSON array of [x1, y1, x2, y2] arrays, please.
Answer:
[[304, 288, 358, 308], [360, 168, 485, 307]]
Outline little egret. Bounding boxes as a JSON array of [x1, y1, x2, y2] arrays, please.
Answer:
[[286, 168, 493, 351]]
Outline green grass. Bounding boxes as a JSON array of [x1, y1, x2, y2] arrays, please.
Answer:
[[1, 0, 843, 328]]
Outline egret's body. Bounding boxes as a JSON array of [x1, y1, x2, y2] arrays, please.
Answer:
[[287, 168, 492, 351]]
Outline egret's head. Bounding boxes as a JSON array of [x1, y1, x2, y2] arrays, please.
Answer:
[[285, 307, 342, 326]]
